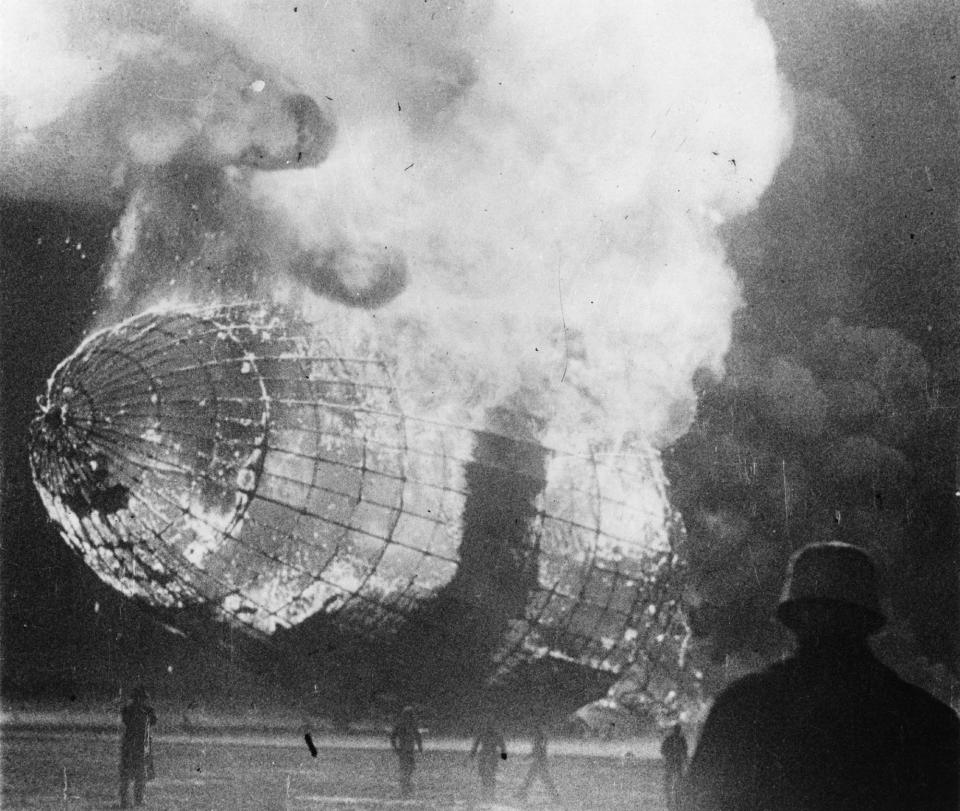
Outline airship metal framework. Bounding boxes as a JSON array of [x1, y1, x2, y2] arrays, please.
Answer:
[[31, 303, 683, 687]]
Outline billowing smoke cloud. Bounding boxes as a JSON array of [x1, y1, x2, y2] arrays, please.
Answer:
[[1, 0, 790, 454], [241, 1, 790, 448], [668, 0, 959, 684]]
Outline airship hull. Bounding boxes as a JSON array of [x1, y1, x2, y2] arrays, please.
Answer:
[[30, 303, 681, 717]]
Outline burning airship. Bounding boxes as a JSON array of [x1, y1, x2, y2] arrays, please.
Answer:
[[30, 302, 684, 719]]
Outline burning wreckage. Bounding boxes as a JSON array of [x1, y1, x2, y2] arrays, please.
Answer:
[[30, 302, 684, 718]]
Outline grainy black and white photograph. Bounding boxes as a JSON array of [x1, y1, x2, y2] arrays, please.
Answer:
[[1, 1, 957, 809]]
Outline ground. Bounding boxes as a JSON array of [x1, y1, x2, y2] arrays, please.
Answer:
[[2, 728, 668, 810]]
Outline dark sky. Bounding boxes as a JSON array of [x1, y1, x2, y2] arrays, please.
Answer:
[[1, 0, 958, 704]]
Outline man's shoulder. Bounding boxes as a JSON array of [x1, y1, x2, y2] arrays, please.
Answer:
[[871, 660, 960, 728]]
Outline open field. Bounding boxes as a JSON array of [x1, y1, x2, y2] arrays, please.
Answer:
[[1, 728, 668, 810]]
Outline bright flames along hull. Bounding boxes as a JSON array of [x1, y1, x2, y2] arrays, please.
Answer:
[[30, 303, 680, 712]]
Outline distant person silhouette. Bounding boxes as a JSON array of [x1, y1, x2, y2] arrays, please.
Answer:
[[389, 706, 423, 798], [516, 724, 562, 805], [469, 716, 507, 802], [119, 685, 157, 808], [681, 542, 959, 811], [660, 723, 688, 811]]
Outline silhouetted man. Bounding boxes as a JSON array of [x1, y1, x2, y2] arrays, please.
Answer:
[[119, 685, 157, 808], [682, 542, 959, 811], [516, 724, 562, 804], [470, 716, 507, 802], [660, 723, 688, 811], [389, 706, 423, 798]]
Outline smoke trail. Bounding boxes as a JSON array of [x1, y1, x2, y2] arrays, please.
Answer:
[[1, 0, 790, 452]]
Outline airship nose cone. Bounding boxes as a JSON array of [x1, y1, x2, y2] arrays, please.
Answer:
[[31, 378, 128, 516], [28, 304, 429, 626]]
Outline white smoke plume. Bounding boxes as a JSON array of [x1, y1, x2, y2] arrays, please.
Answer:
[[1, 0, 791, 451]]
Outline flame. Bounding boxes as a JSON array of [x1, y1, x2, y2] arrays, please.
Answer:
[[3, 0, 790, 453], [248, 0, 791, 449]]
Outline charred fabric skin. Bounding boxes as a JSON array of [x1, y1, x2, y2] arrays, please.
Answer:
[[30, 303, 678, 716]]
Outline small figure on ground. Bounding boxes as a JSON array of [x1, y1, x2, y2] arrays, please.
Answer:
[[469, 716, 507, 802], [660, 723, 688, 811], [389, 706, 423, 798], [681, 542, 960, 811], [516, 724, 562, 805], [119, 685, 157, 808]]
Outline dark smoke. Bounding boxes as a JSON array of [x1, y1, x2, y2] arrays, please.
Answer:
[[667, 0, 959, 687]]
